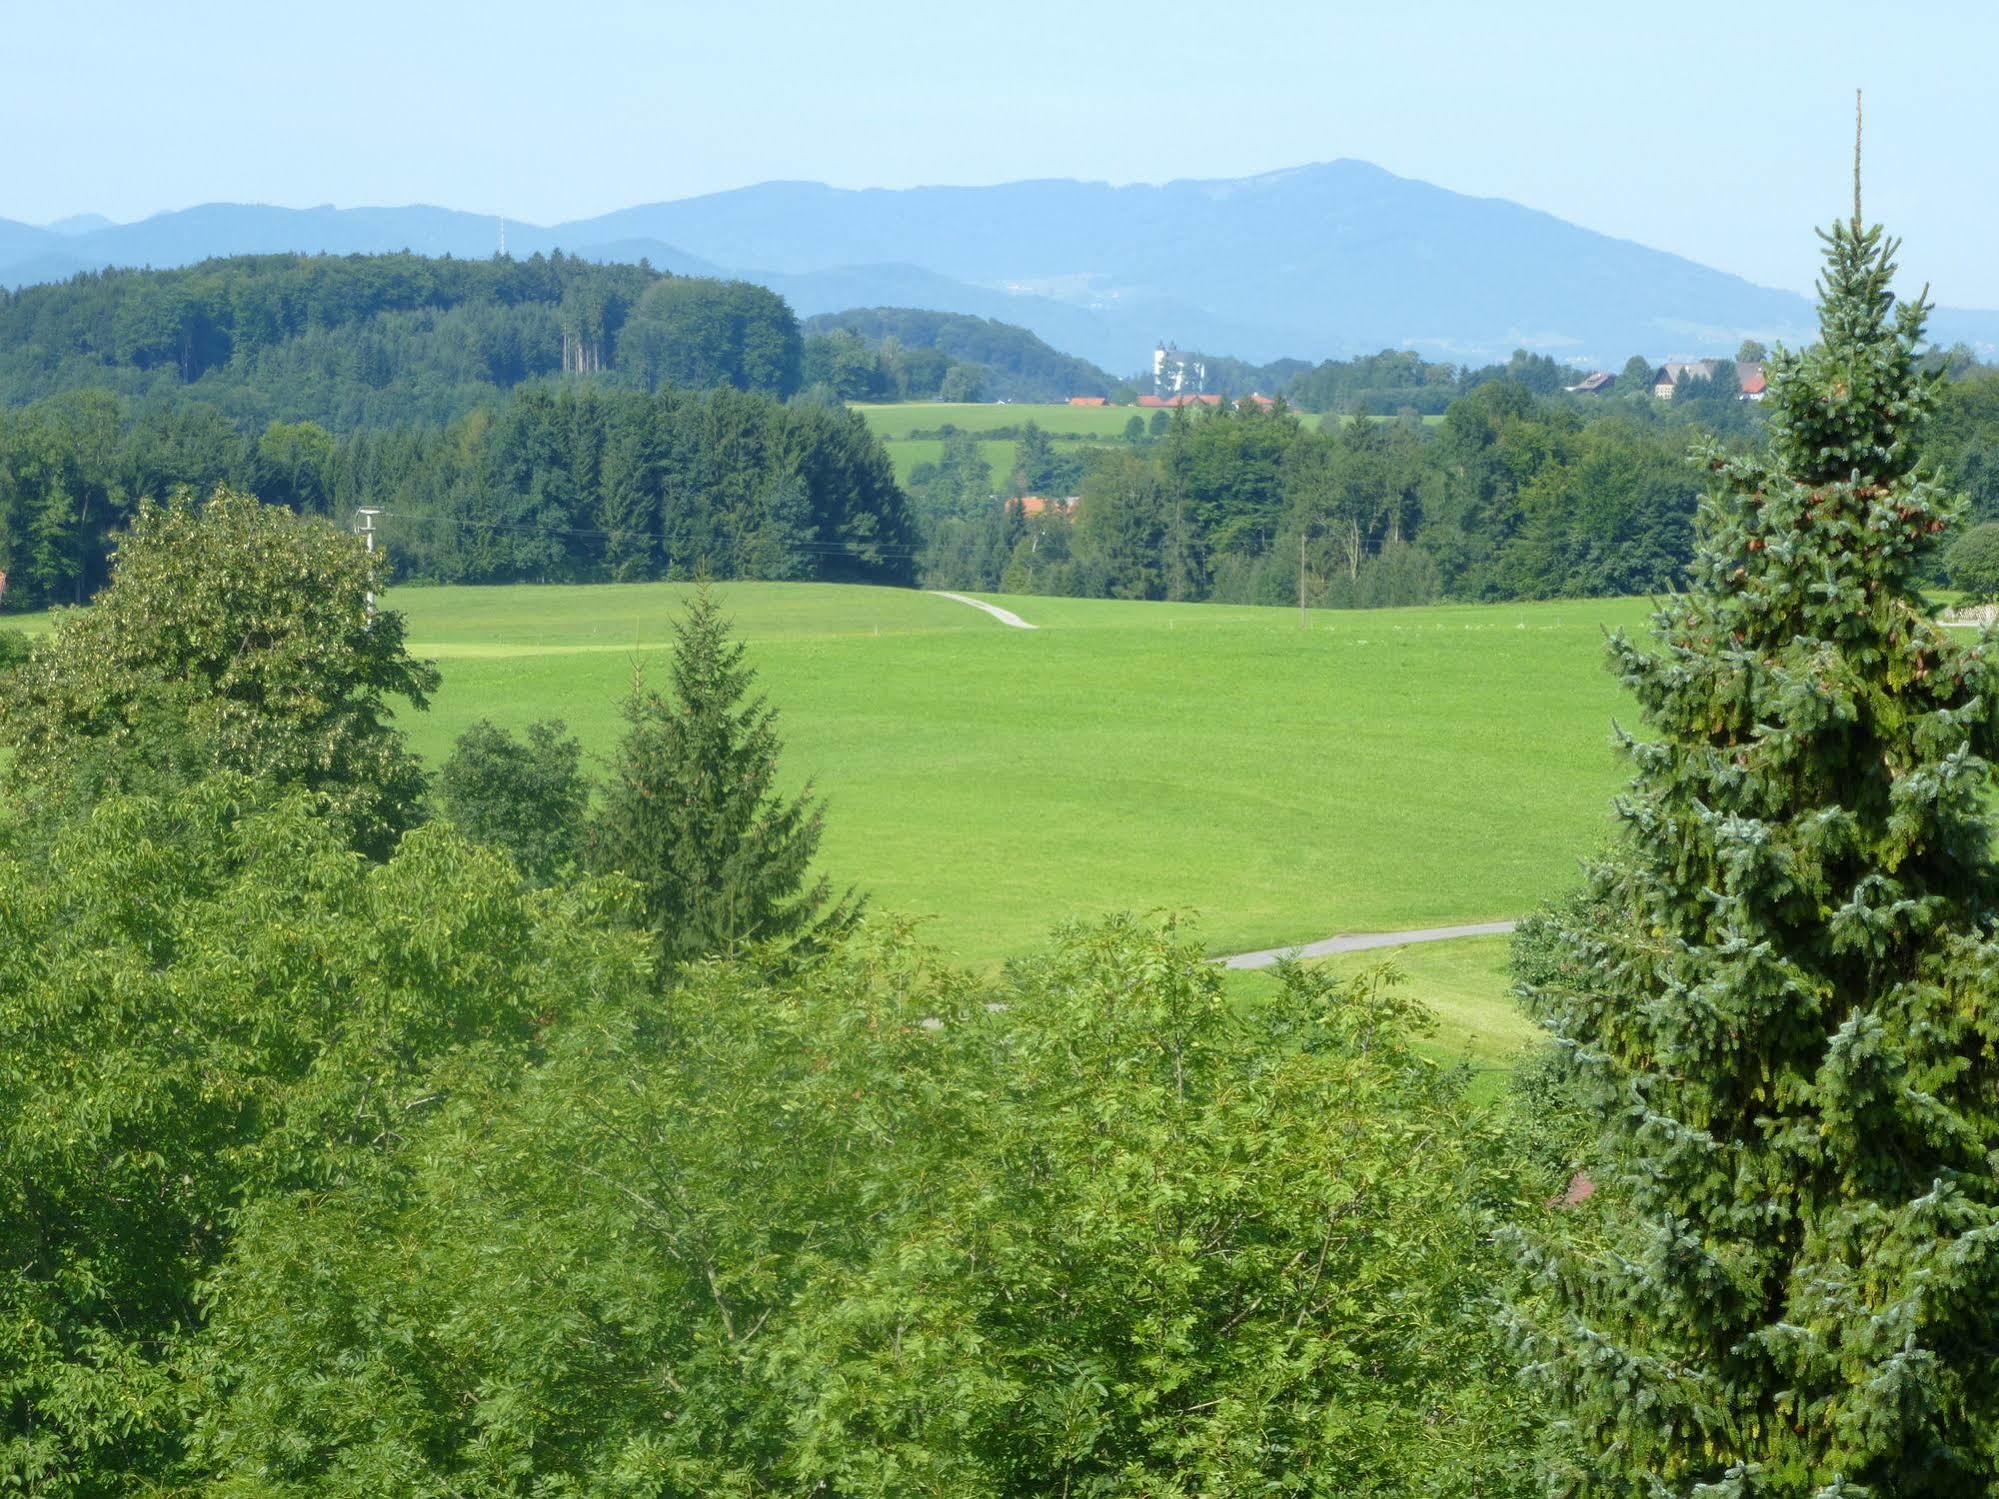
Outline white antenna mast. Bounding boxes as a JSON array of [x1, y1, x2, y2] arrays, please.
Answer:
[[498, 214, 507, 257]]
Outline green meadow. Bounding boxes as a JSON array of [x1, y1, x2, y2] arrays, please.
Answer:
[[9, 582, 1644, 1059], [853, 402, 1439, 485], [410, 583, 1643, 1051]]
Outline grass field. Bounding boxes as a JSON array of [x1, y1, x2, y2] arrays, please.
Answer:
[[854, 402, 1442, 486], [393, 582, 1640, 973], [8, 582, 1640, 1060]]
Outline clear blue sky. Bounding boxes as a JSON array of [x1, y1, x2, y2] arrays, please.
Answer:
[[12, 0, 1999, 304]]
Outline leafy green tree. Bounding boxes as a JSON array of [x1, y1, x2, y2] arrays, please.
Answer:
[[192, 916, 1538, 1495], [1620, 354, 1656, 394], [0, 486, 438, 857], [1736, 337, 1769, 364], [0, 776, 649, 1493], [437, 718, 590, 884], [1944, 518, 1999, 600], [1148, 408, 1170, 437], [588, 584, 853, 962], [1508, 205, 1999, 1493], [1123, 412, 1145, 442]]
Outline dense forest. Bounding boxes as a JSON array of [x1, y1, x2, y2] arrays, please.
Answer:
[[801, 307, 1115, 402], [0, 252, 803, 425], [0, 384, 913, 606]]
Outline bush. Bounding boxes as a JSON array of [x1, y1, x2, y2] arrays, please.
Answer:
[[1946, 519, 1999, 600], [438, 718, 589, 884]]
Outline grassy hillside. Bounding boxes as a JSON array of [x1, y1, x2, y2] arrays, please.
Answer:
[[390, 581, 1634, 958], [10, 581, 1637, 1059]]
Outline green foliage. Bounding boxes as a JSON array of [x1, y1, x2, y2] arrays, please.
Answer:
[[1507, 212, 1999, 1493], [1944, 518, 1999, 600], [0, 380, 919, 605], [0, 776, 650, 1493], [437, 717, 590, 883], [0, 251, 801, 422], [192, 915, 1538, 1494], [0, 487, 439, 856], [621, 276, 802, 397], [588, 583, 854, 962], [802, 306, 1115, 403]]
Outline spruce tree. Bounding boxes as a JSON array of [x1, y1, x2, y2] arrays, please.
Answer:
[[1509, 180, 1999, 1491], [588, 583, 854, 963]]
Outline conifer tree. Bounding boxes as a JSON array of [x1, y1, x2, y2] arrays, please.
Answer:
[[588, 583, 854, 962], [1509, 154, 1999, 1493]]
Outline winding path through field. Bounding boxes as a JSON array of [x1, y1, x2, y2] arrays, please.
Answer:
[[929, 591, 1038, 629], [1219, 921, 1518, 970]]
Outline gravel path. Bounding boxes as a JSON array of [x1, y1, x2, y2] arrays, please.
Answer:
[[1219, 921, 1518, 970], [930, 591, 1038, 629]]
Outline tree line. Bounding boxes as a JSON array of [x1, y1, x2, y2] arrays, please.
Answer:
[[0, 383, 917, 607], [922, 386, 1707, 606]]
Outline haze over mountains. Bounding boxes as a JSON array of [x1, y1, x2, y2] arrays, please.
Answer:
[[7, 159, 1997, 374]]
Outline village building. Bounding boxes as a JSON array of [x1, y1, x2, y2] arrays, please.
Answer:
[[1135, 392, 1223, 409], [1152, 341, 1207, 396], [1564, 371, 1616, 394], [1653, 359, 1768, 401], [1017, 495, 1078, 517], [1066, 395, 1107, 406]]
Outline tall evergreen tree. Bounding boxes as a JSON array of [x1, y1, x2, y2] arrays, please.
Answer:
[[588, 584, 854, 962], [1509, 175, 1999, 1492]]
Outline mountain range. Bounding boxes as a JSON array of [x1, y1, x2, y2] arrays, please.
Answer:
[[7, 160, 1997, 374]]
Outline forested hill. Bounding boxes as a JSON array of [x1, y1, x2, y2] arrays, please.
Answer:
[[801, 308, 1115, 402], [0, 253, 924, 607], [0, 252, 805, 427]]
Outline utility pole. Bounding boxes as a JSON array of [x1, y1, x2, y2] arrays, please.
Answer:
[[1298, 528, 1308, 627], [356, 508, 381, 621]]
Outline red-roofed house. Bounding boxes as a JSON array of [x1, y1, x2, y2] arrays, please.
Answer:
[[1067, 395, 1108, 407], [1018, 495, 1077, 517]]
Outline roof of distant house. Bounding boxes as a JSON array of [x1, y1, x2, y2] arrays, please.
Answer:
[[1017, 494, 1077, 517], [1567, 371, 1616, 394], [1067, 395, 1107, 406]]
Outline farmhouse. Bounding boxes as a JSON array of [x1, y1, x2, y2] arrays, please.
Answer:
[[1067, 395, 1108, 406], [1018, 495, 1077, 517], [1565, 371, 1616, 394], [1653, 360, 1768, 401], [1134, 392, 1224, 409]]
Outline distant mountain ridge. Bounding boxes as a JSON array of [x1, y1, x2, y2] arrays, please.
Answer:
[[10, 161, 1999, 371]]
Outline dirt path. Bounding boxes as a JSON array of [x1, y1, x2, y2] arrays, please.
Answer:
[[929, 591, 1038, 629], [1219, 921, 1517, 970]]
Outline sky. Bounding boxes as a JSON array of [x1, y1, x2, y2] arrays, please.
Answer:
[[9, 0, 1999, 304]]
